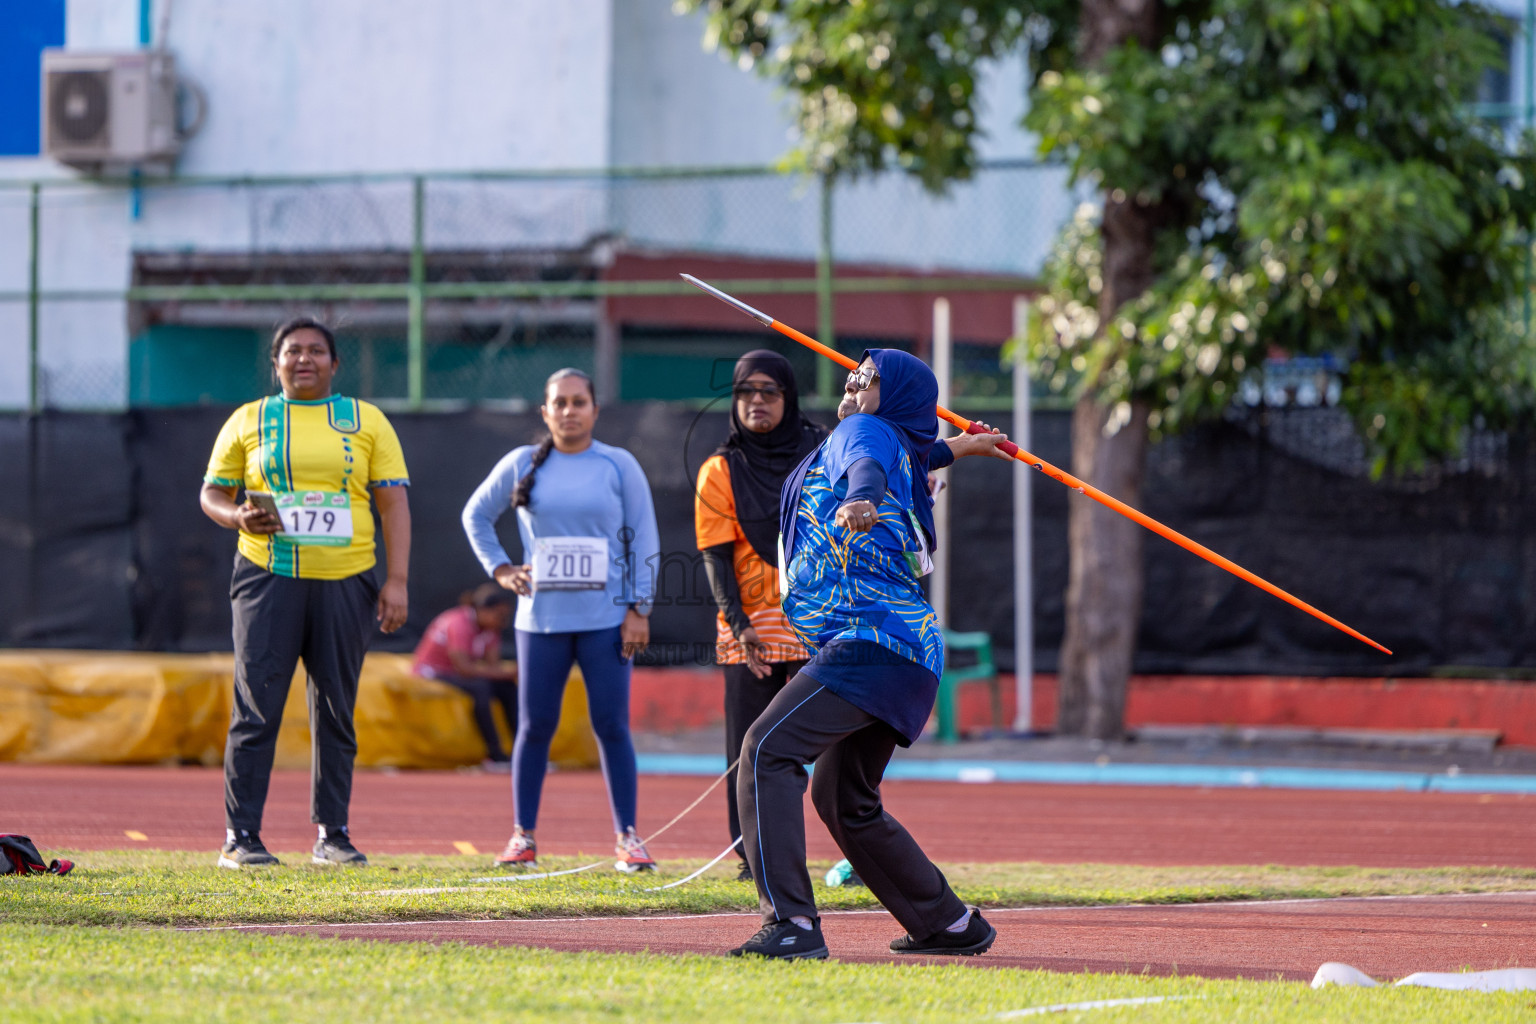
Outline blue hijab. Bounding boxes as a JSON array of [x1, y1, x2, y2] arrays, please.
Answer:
[[864, 348, 939, 549], [779, 348, 942, 563]]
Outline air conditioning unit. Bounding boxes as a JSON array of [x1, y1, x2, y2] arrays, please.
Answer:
[[42, 49, 181, 171]]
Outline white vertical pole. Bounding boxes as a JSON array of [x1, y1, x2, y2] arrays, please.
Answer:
[[1012, 296, 1034, 733], [931, 297, 952, 628]]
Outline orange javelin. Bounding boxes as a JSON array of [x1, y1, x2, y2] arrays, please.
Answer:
[[680, 273, 1392, 656]]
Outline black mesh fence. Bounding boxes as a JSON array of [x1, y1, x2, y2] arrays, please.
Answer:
[[2, 406, 1533, 676]]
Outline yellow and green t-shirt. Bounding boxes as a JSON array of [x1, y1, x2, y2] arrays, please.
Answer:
[[204, 394, 409, 580]]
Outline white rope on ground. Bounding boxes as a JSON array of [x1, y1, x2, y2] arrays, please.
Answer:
[[458, 758, 744, 888], [641, 837, 742, 892], [635, 756, 739, 845], [467, 860, 608, 884]]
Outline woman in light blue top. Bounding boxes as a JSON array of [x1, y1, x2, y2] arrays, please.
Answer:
[[461, 368, 660, 873]]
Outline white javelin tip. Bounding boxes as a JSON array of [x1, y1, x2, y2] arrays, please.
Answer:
[[680, 273, 773, 326]]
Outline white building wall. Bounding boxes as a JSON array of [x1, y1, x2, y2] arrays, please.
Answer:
[[610, 1, 792, 169], [1, 0, 620, 409], [0, 190, 36, 408], [115, 0, 618, 254], [610, 4, 1071, 275], [0, 0, 1074, 409], [35, 186, 132, 407], [76, 0, 615, 175]]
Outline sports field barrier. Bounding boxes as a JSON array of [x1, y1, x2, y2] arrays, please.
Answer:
[[5, 653, 1530, 766], [5, 403, 1536, 677], [628, 668, 1532, 746], [0, 651, 598, 769]]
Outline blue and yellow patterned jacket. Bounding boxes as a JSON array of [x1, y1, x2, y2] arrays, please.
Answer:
[[779, 413, 945, 678]]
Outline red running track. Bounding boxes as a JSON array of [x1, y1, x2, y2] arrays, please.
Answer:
[[208, 894, 1536, 982], [10, 764, 1536, 980], [4, 764, 1535, 867]]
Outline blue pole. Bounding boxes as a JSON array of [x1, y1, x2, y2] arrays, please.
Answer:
[[131, 0, 152, 218]]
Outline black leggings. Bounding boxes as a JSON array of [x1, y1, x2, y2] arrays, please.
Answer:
[[435, 673, 519, 761]]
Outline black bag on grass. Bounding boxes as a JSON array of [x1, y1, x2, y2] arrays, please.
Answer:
[[0, 834, 73, 876]]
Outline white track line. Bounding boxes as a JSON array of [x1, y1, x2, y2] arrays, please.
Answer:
[[980, 889, 1536, 914], [179, 889, 1536, 932], [997, 995, 1196, 1017]]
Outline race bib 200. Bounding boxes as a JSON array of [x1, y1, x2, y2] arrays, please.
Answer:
[[532, 536, 608, 591]]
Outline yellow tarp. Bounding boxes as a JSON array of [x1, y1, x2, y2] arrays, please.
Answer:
[[0, 651, 598, 770]]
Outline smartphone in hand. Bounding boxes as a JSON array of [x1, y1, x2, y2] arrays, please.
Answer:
[[244, 490, 285, 530]]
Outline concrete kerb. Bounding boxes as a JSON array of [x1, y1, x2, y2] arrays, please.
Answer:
[[634, 753, 1536, 794]]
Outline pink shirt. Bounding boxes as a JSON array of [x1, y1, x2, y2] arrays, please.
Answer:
[[413, 606, 501, 678]]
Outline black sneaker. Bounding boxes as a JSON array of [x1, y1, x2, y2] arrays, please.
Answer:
[[312, 827, 368, 866], [729, 919, 829, 960], [735, 861, 753, 882], [218, 831, 279, 869], [890, 907, 996, 955]]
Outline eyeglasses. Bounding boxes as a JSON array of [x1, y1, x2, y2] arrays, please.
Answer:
[[733, 383, 785, 401], [845, 368, 879, 392]]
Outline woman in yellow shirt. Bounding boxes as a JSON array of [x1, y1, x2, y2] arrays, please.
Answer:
[[200, 317, 411, 870]]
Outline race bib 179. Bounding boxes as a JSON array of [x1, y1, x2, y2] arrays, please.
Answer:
[[275, 490, 354, 547]]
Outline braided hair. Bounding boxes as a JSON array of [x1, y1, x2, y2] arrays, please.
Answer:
[[512, 367, 595, 509]]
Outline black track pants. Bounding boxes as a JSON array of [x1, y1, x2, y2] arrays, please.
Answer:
[[224, 554, 378, 832], [722, 659, 802, 859], [736, 672, 966, 938]]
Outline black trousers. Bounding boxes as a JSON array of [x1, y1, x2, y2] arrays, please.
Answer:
[[722, 660, 802, 860], [436, 673, 518, 761], [737, 672, 967, 939], [224, 554, 378, 832]]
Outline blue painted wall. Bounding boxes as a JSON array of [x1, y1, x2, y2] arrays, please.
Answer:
[[0, 0, 66, 156]]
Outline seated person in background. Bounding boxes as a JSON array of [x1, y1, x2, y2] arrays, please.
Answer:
[[413, 584, 519, 770]]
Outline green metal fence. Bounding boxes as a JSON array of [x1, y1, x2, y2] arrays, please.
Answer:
[[0, 161, 1071, 413]]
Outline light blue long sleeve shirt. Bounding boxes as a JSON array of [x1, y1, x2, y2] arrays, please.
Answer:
[[461, 439, 659, 634]]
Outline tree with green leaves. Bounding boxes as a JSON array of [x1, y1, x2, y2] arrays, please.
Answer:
[[682, 0, 1536, 737]]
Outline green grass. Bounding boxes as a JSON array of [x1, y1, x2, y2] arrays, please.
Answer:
[[9, 853, 1536, 1022], [5, 848, 1536, 927], [6, 923, 1534, 1024]]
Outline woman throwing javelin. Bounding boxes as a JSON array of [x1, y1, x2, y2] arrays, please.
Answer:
[[462, 368, 660, 872], [729, 349, 1013, 959]]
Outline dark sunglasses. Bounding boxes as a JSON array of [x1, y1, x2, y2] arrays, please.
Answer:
[[733, 383, 785, 400], [845, 368, 879, 392]]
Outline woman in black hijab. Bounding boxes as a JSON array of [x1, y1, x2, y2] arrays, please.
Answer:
[[695, 350, 825, 879]]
